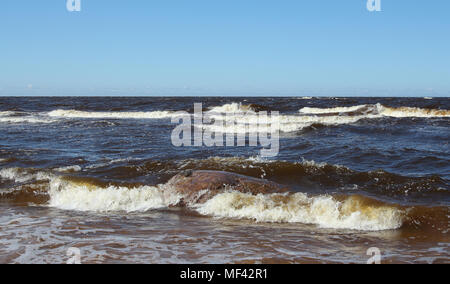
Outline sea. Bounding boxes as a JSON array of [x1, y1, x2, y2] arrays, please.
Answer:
[[0, 96, 448, 263]]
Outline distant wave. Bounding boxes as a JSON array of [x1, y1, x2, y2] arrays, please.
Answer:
[[299, 104, 371, 114], [207, 103, 254, 113], [47, 109, 175, 119], [202, 112, 375, 133], [42, 104, 371, 133], [299, 103, 450, 118], [376, 104, 450, 118], [0, 111, 55, 124], [1, 102, 448, 130], [0, 111, 17, 117], [47, 103, 450, 121], [0, 117, 55, 124]]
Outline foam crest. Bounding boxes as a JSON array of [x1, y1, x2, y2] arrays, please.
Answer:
[[207, 103, 255, 113], [48, 177, 181, 212], [376, 104, 450, 118], [196, 191, 404, 231], [54, 165, 82, 173], [0, 168, 54, 183], [299, 105, 370, 114], [0, 111, 16, 117], [0, 116, 55, 124], [47, 109, 175, 119], [202, 113, 370, 133], [299, 104, 449, 118]]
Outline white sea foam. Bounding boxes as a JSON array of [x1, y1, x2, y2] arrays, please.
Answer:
[[3, 102, 446, 129], [299, 158, 349, 170], [2, 164, 404, 231], [45, 177, 404, 231], [376, 104, 450, 118], [299, 103, 449, 118], [0, 110, 56, 124], [85, 158, 142, 169], [0, 168, 54, 183], [299, 105, 370, 114], [0, 116, 55, 124], [202, 113, 371, 133], [0, 167, 180, 213], [47, 109, 175, 119], [0, 111, 16, 117], [207, 103, 255, 113], [54, 165, 82, 173], [196, 191, 404, 231], [47, 177, 181, 213]]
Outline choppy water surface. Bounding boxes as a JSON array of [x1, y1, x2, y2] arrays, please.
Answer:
[[0, 97, 448, 263]]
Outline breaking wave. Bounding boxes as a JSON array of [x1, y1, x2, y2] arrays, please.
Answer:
[[376, 104, 450, 118], [43, 173, 405, 231], [54, 165, 82, 173], [47, 176, 181, 212], [47, 109, 175, 119], [0, 110, 56, 124], [0, 115, 55, 124], [0, 111, 17, 117], [207, 103, 255, 113], [1, 102, 446, 132], [201, 113, 370, 133], [202, 103, 450, 133], [299, 103, 450, 118], [299, 105, 371, 114], [196, 192, 404, 231], [0, 164, 447, 232], [0, 167, 54, 183]]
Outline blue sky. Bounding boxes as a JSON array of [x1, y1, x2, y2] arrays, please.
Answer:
[[1, 0, 449, 96]]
